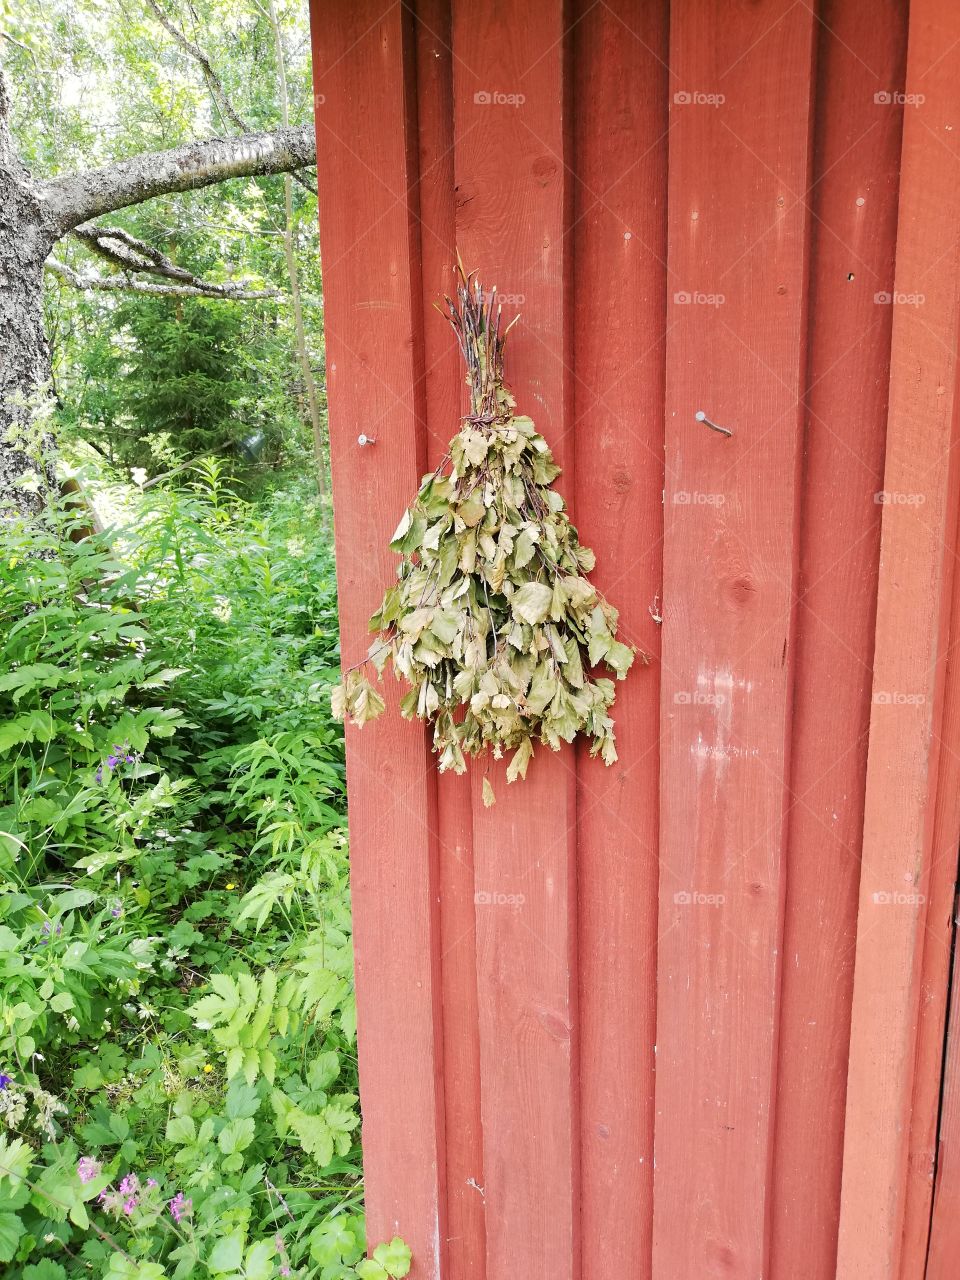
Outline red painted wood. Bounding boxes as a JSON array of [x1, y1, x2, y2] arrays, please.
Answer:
[[652, 3, 816, 1277], [448, 3, 578, 1277], [835, 1, 960, 1275], [571, 2, 668, 1277], [411, 4, 487, 1277], [926, 908, 960, 1279], [905, 558, 960, 1280], [768, 5, 905, 1278], [309, 6, 446, 1277]]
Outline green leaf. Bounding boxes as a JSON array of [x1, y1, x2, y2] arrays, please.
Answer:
[[242, 1239, 275, 1280], [0, 1211, 22, 1263], [355, 1262, 388, 1280], [511, 581, 553, 626], [208, 1232, 245, 1274], [373, 1237, 412, 1279]]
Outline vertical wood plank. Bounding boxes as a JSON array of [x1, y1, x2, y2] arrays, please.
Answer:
[[925, 921, 960, 1279], [571, 2, 668, 1277], [652, 3, 816, 1277], [308, 6, 446, 1276], [448, 2, 578, 1276], [835, 1, 960, 1275], [902, 568, 960, 1280], [411, 3, 487, 1277], [768, 4, 906, 1278]]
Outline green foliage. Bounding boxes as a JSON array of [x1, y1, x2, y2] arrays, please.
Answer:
[[0, 466, 403, 1278], [6, 0, 325, 484], [334, 270, 640, 795]]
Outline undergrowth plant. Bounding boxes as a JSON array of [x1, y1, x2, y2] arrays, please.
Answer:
[[333, 266, 641, 801], [0, 448, 407, 1279]]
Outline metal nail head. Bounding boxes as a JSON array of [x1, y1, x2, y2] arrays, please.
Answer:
[[357, 433, 376, 447], [695, 410, 733, 438]]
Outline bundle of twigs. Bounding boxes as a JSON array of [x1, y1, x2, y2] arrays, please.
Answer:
[[332, 261, 640, 801]]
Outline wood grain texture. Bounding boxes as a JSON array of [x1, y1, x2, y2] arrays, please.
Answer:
[[835, 0, 960, 1275], [449, 2, 578, 1277], [925, 915, 960, 1279], [902, 545, 960, 1280], [768, 4, 906, 1277], [570, 2, 668, 1277], [651, 3, 816, 1276], [309, 6, 446, 1276], [411, 3, 487, 1277]]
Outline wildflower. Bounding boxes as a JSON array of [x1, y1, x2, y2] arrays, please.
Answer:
[[123, 1197, 137, 1215], [0, 1075, 11, 1090], [118, 1173, 139, 1197], [38, 921, 62, 947], [285, 536, 306, 558], [131, 467, 148, 488], [212, 596, 233, 624], [169, 1191, 192, 1224], [276, 1233, 292, 1278], [146, 1178, 158, 1189], [225, 883, 236, 891], [96, 744, 136, 784], [77, 1157, 101, 1184], [202, 1064, 213, 1074]]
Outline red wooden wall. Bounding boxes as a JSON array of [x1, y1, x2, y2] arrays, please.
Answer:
[[308, 1, 960, 1276]]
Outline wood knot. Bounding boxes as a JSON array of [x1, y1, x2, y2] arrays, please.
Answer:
[[537, 1008, 571, 1042], [610, 468, 632, 493], [531, 155, 558, 185], [724, 574, 757, 608]]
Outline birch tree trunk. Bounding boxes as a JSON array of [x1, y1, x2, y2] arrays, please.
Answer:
[[0, 63, 316, 518]]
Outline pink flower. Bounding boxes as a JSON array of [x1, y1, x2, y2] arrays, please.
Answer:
[[118, 1173, 139, 1197], [77, 1157, 101, 1184], [169, 1191, 192, 1224], [122, 1197, 137, 1216]]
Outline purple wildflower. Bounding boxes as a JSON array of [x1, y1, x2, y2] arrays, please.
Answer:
[[0, 1074, 11, 1090], [38, 921, 62, 947], [96, 744, 136, 785], [146, 1178, 158, 1189], [169, 1191, 192, 1224], [77, 1157, 101, 1184], [275, 1232, 292, 1277], [119, 1173, 139, 1197], [122, 1197, 137, 1216]]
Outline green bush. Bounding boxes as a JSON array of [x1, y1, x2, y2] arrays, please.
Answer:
[[0, 466, 407, 1279]]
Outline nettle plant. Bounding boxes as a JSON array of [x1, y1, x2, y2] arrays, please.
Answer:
[[333, 266, 641, 799]]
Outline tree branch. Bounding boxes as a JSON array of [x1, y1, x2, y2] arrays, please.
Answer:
[[43, 123, 317, 236], [141, 0, 316, 196], [73, 223, 203, 283], [143, 0, 248, 133], [45, 257, 280, 300]]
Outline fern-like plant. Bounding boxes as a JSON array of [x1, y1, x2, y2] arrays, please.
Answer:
[[333, 263, 642, 797]]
